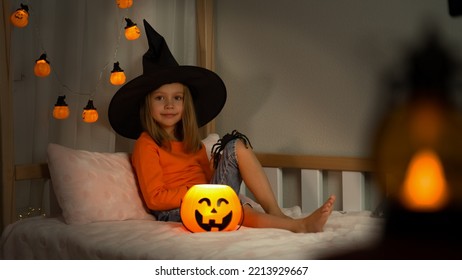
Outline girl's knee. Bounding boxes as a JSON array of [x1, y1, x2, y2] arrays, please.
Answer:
[[235, 138, 252, 151]]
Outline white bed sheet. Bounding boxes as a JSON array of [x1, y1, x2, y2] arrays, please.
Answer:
[[1, 208, 383, 260]]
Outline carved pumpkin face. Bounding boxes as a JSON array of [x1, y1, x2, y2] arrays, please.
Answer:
[[10, 7, 29, 28], [125, 25, 140, 40], [180, 184, 242, 233]]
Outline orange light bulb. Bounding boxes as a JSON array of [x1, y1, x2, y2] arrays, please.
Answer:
[[116, 0, 133, 9], [82, 100, 98, 123], [124, 18, 140, 40]]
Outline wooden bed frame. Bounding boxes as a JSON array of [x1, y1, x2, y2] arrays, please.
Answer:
[[4, 152, 385, 260]]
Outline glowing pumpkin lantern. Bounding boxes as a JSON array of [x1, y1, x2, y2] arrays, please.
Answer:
[[110, 62, 126, 85], [10, 4, 29, 28], [53, 95, 70, 120], [82, 100, 98, 123], [124, 18, 140, 40], [116, 0, 133, 9], [180, 184, 243, 233], [34, 53, 51, 77]]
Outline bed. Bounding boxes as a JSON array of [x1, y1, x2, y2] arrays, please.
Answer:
[[1, 134, 384, 260]]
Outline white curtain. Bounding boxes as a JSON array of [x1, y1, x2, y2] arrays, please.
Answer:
[[9, 0, 197, 218]]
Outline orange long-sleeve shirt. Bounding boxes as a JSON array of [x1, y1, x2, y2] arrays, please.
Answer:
[[131, 132, 213, 211]]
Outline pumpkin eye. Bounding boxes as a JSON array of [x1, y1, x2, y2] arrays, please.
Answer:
[[198, 198, 211, 206], [217, 198, 229, 207]]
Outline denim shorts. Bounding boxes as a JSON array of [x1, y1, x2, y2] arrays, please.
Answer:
[[153, 138, 242, 222]]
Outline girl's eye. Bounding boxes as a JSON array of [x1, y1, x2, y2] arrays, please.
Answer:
[[175, 96, 184, 101], [153, 96, 164, 101]]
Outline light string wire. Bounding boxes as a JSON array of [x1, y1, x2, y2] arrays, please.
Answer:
[[24, 2, 130, 103]]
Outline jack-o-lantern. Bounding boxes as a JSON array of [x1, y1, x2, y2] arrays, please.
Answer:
[[53, 95, 70, 120], [110, 62, 126, 85], [34, 53, 51, 77], [10, 4, 29, 28], [82, 100, 98, 123], [124, 18, 140, 40], [180, 184, 243, 233], [116, 0, 133, 9]]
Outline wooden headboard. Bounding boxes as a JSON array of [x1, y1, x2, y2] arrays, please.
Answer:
[[14, 153, 374, 181], [13, 152, 377, 217]]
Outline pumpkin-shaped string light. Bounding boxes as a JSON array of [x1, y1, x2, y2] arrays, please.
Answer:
[[82, 100, 99, 123], [116, 0, 133, 9], [124, 18, 141, 41], [34, 53, 51, 77], [53, 95, 70, 120], [10, 3, 29, 28], [110, 62, 126, 85]]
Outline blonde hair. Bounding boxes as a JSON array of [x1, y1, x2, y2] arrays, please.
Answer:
[[140, 84, 202, 153]]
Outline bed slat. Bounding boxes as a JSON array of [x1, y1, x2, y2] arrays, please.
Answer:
[[341, 171, 365, 211], [263, 167, 283, 207], [301, 169, 323, 213]]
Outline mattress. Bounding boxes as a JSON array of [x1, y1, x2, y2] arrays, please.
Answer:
[[1, 208, 383, 260]]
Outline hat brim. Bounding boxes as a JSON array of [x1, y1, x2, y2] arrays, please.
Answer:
[[108, 65, 226, 139]]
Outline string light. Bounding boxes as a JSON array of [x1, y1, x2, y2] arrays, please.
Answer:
[[82, 100, 99, 123], [124, 18, 141, 40], [14, 3, 142, 123], [110, 62, 126, 85], [34, 53, 51, 77], [10, 3, 29, 28], [116, 0, 133, 9], [53, 95, 70, 120]]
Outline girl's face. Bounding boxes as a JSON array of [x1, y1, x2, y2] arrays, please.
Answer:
[[149, 83, 184, 136]]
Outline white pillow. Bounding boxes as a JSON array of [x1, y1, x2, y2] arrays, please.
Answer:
[[47, 143, 155, 225], [201, 133, 220, 160]]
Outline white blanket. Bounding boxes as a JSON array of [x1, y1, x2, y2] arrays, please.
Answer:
[[1, 209, 383, 260]]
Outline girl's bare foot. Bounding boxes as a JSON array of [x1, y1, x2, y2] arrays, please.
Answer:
[[297, 195, 336, 233]]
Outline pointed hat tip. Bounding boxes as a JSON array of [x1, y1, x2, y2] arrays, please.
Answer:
[[141, 19, 179, 71], [143, 19, 165, 50]]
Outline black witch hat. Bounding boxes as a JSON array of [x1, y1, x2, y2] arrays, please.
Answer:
[[108, 20, 226, 139]]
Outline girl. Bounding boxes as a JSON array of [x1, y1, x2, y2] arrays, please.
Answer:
[[108, 20, 335, 233], [131, 82, 335, 232]]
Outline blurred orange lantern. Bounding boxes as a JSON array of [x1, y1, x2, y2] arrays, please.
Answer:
[[82, 100, 98, 123], [110, 62, 126, 85], [180, 184, 242, 233], [10, 4, 29, 28], [116, 0, 133, 9], [34, 53, 51, 77], [53, 96, 70, 120], [373, 33, 462, 213], [124, 18, 140, 40]]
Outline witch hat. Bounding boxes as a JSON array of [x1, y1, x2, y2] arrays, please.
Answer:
[[108, 19, 226, 139]]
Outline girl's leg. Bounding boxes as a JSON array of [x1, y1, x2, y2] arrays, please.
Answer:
[[211, 133, 336, 231], [234, 140, 287, 218], [242, 195, 336, 233]]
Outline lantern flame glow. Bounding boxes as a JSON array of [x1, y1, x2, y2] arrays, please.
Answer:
[[401, 149, 448, 211]]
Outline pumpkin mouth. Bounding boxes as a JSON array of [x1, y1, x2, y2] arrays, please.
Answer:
[[195, 210, 233, 232]]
